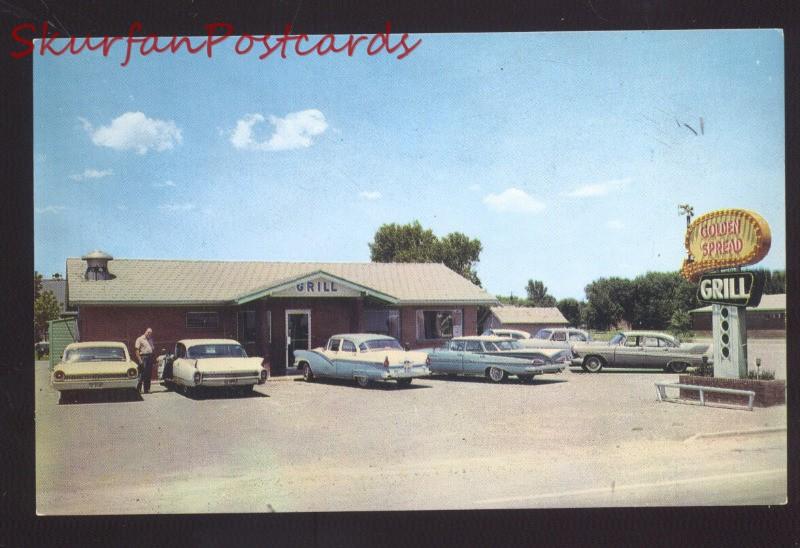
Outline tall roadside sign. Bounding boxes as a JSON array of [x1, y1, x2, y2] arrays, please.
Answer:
[[680, 209, 771, 378]]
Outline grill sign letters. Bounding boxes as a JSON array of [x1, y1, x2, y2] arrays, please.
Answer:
[[696, 272, 764, 307]]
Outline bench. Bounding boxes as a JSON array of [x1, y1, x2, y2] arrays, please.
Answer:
[[655, 382, 756, 411]]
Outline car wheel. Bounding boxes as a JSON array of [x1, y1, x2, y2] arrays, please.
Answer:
[[583, 356, 604, 373], [302, 363, 314, 382], [397, 378, 412, 387], [667, 362, 688, 374], [487, 367, 507, 383], [356, 376, 371, 388]]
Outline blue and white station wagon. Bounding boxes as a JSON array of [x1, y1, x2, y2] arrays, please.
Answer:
[[293, 333, 430, 388], [427, 336, 568, 383]]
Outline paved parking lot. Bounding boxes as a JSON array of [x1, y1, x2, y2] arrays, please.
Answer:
[[36, 340, 787, 514]]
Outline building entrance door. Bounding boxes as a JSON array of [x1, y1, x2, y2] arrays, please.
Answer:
[[286, 310, 310, 368]]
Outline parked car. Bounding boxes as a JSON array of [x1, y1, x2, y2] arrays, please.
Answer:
[[159, 339, 268, 395], [533, 327, 592, 343], [427, 336, 567, 383], [481, 328, 531, 340], [51, 341, 139, 403], [293, 333, 430, 388], [571, 331, 711, 373]]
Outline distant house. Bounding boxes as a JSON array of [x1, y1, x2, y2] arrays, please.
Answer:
[[688, 293, 786, 333], [484, 306, 569, 336]]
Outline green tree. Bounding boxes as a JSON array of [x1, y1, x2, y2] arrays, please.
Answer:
[[583, 277, 634, 330], [369, 221, 483, 286], [668, 309, 693, 340], [497, 294, 522, 305], [34, 290, 60, 342], [525, 280, 557, 307], [557, 298, 583, 327], [629, 271, 698, 330], [437, 232, 483, 286], [746, 268, 785, 294], [34, 270, 43, 300]]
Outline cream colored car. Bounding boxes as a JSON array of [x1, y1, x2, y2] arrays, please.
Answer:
[[51, 341, 140, 403]]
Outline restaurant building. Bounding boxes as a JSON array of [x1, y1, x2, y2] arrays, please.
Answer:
[[66, 251, 499, 374], [688, 293, 786, 335]]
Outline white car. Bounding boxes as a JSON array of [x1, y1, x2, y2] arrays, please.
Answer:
[[51, 341, 139, 403], [481, 328, 532, 340], [160, 339, 268, 396]]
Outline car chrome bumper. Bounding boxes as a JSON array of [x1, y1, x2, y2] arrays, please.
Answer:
[[525, 364, 566, 374], [382, 366, 430, 379], [198, 375, 260, 387], [52, 378, 138, 391]]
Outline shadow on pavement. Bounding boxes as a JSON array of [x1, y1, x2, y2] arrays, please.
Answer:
[[426, 374, 568, 385], [58, 389, 142, 405], [293, 377, 432, 390]]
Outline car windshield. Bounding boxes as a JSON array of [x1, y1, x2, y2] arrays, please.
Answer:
[[609, 334, 625, 345], [495, 340, 522, 350], [534, 329, 552, 340], [359, 339, 403, 351], [187, 344, 247, 359], [65, 347, 126, 362]]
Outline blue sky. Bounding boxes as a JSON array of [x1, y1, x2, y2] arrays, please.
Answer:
[[34, 29, 785, 300]]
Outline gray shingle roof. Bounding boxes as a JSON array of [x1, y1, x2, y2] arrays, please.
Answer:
[[688, 293, 786, 313], [41, 279, 67, 310], [489, 306, 568, 324], [66, 258, 499, 306]]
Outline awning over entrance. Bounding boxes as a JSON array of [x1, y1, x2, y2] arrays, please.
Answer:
[[234, 270, 399, 305]]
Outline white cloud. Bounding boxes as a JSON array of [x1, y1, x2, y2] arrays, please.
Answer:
[[81, 112, 182, 154], [606, 219, 625, 230], [359, 191, 381, 200], [153, 180, 176, 188], [468, 184, 481, 192], [564, 178, 630, 198], [230, 109, 328, 151], [158, 203, 195, 212], [35, 205, 66, 214], [69, 168, 113, 181], [483, 188, 545, 213]]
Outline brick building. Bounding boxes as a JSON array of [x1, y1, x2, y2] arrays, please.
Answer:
[[66, 251, 498, 374], [688, 293, 786, 334], [483, 305, 569, 336]]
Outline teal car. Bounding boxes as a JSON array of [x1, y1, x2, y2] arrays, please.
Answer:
[[427, 336, 568, 383], [293, 333, 430, 388]]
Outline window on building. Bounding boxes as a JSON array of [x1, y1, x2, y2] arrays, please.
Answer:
[[186, 311, 219, 329], [364, 308, 400, 339], [418, 309, 462, 340], [236, 310, 271, 344]]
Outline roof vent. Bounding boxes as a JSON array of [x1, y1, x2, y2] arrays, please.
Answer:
[[82, 250, 113, 281]]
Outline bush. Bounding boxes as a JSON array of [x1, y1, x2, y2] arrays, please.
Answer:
[[747, 369, 775, 381]]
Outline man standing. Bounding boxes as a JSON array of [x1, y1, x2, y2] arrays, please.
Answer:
[[134, 327, 155, 394]]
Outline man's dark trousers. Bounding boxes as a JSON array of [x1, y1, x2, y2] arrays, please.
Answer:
[[138, 354, 154, 393]]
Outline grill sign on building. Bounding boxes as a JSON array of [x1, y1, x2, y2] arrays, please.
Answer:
[[272, 275, 363, 298], [697, 271, 764, 307], [680, 209, 771, 282]]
